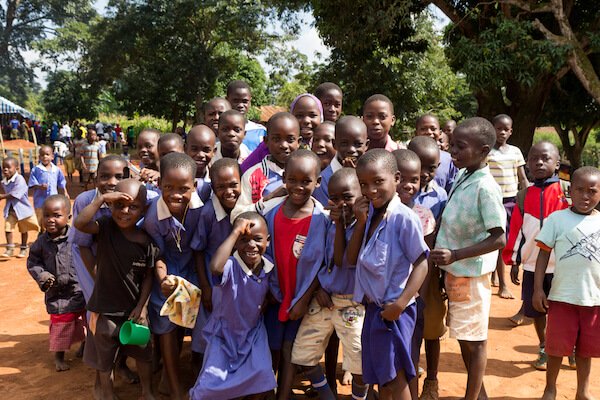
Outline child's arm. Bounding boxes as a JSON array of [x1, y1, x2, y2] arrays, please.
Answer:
[[74, 191, 134, 234], [288, 276, 321, 320], [79, 246, 97, 279], [325, 200, 347, 268], [58, 170, 69, 198], [517, 165, 529, 190], [195, 250, 212, 313], [209, 218, 253, 275], [381, 253, 428, 321], [347, 196, 370, 265], [26, 239, 56, 291], [80, 155, 87, 171], [532, 246, 551, 313], [430, 227, 505, 265], [129, 264, 154, 325]]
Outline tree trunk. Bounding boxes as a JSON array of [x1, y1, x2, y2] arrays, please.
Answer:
[[0, 0, 20, 59], [555, 122, 599, 168]]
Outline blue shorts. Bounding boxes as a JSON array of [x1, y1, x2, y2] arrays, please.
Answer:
[[362, 302, 417, 386], [148, 303, 179, 335], [265, 302, 302, 351], [522, 270, 553, 318]]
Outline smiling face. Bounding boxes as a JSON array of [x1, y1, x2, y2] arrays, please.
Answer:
[[186, 126, 216, 178], [311, 123, 336, 170], [397, 159, 421, 205], [137, 131, 160, 168], [357, 160, 400, 210], [292, 96, 321, 142], [235, 217, 270, 268], [319, 89, 343, 122], [96, 159, 126, 194], [212, 166, 241, 211], [159, 167, 195, 218], [218, 114, 246, 155], [266, 117, 300, 168], [204, 99, 231, 133], [416, 116, 441, 141], [110, 183, 146, 230], [284, 156, 321, 207], [42, 199, 70, 237], [362, 100, 395, 142], [570, 172, 600, 215], [328, 174, 361, 224], [527, 142, 559, 181], [335, 121, 369, 165]]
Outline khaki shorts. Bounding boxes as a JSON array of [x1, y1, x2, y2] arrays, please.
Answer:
[[35, 208, 46, 233], [5, 211, 40, 233], [292, 295, 364, 374], [423, 265, 448, 340], [64, 158, 75, 174], [445, 273, 491, 341]]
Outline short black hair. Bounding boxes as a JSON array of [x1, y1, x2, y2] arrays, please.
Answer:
[[335, 115, 367, 141], [456, 117, 496, 149], [98, 154, 127, 170], [159, 152, 197, 178], [416, 114, 439, 128], [205, 97, 231, 110], [392, 149, 421, 169], [492, 114, 513, 126], [116, 178, 147, 204], [267, 112, 299, 135], [286, 149, 321, 176], [2, 156, 18, 167], [329, 167, 359, 190], [357, 149, 398, 175], [209, 157, 241, 182], [43, 194, 71, 214], [219, 109, 247, 126], [139, 128, 161, 140], [234, 211, 267, 229], [315, 82, 343, 99], [572, 166, 600, 186], [529, 140, 559, 159], [408, 136, 440, 155], [39, 145, 53, 155], [363, 94, 394, 114], [226, 80, 251, 95], [158, 133, 185, 150]]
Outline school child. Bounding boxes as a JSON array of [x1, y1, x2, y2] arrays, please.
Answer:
[[315, 82, 343, 122], [136, 128, 161, 187], [211, 109, 251, 166], [29, 145, 69, 230], [415, 114, 458, 193], [442, 120, 456, 142], [502, 141, 568, 371], [80, 128, 100, 191], [292, 168, 368, 400], [431, 117, 507, 400], [226, 80, 266, 151], [203, 97, 231, 136], [63, 143, 75, 183], [291, 93, 323, 148], [76, 179, 156, 400], [73, 130, 86, 184], [313, 116, 369, 205], [438, 132, 450, 152], [185, 124, 216, 203], [311, 121, 337, 171], [362, 94, 403, 152], [27, 195, 85, 372], [0, 157, 40, 258], [157, 132, 185, 159], [258, 149, 328, 400], [142, 153, 204, 400], [488, 114, 529, 299], [190, 212, 277, 400], [407, 136, 448, 220], [238, 112, 300, 208]]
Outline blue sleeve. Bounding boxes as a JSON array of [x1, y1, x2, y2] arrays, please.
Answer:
[[142, 212, 166, 255], [57, 169, 66, 189], [399, 211, 430, 264], [28, 168, 40, 187]]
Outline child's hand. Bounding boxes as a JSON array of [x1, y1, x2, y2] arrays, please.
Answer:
[[315, 288, 334, 309], [325, 201, 344, 225], [353, 196, 370, 224], [262, 185, 287, 201], [510, 265, 520, 285], [160, 275, 177, 298], [430, 248, 455, 265], [288, 298, 309, 320], [233, 218, 254, 236], [341, 157, 357, 168], [129, 305, 148, 326], [381, 301, 404, 321], [102, 191, 134, 205], [39, 183, 48, 190], [201, 285, 213, 313], [532, 289, 548, 313], [140, 168, 159, 184], [42, 276, 56, 291]]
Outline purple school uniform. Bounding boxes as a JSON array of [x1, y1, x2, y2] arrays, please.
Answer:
[[434, 150, 458, 193], [355, 195, 429, 385], [189, 253, 276, 399], [240, 141, 270, 174], [318, 221, 356, 295], [195, 175, 212, 204], [1, 173, 34, 220], [313, 156, 343, 206], [414, 180, 447, 220], [143, 192, 203, 335], [28, 163, 67, 208]]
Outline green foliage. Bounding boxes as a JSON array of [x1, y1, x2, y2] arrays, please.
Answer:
[[43, 70, 97, 121]]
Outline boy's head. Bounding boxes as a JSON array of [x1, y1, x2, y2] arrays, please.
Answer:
[[362, 94, 395, 142], [39, 145, 53, 166], [158, 133, 185, 159], [315, 82, 343, 122], [87, 128, 98, 144], [328, 168, 361, 225], [393, 149, 421, 205], [226, 80, 252, 115], [415, 114, 440, 141], [218, 110, 246, 155], [137, 128, 161, 168], [335, 116, 369, 167], [356, 149, 400, 209], [408, 136, 440, 188], [111, 179, 148, 230], [570, 166, 600, 215], [450, 117, 496, 171], [265, 112, 300, 168], [204, 97, 231, 134], [42, 194, 71, 237], [438, 131, 450, 151], [527, 141, 560, 181], [233, 211, 270, 268], [159, 153, 197, 217], [186, 124, 216, 178], [492, 114, 513, 147], [2, 157, 18, 179], [96, 155, 127, 194], [210, 158, 242, 212], [291, 94, 323, 143], [311, 121, 336, 170], [284, 149, 321, 207], [442, 119, 457, 138]]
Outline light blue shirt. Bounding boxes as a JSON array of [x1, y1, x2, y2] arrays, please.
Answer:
[[28, 163, 67, 208]]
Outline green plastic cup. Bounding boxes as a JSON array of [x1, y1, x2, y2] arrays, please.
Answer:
[[119, 320, 150, 346]]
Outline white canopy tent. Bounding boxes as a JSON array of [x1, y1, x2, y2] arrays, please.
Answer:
[[0, 96, 35, 120]]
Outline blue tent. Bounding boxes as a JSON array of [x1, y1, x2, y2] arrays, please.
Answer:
[[0, 96, 35, 120]]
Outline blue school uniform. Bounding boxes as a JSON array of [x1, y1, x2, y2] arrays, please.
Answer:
[[143, 192, 203, 335], [242, 120, 267, 152], [414, 180, 447, 220], [28, 163, 67, 209], [313, 156, 342, 206], [196, 175, 212, 204], [318, 221, 356, 296], [189, 253, 276, 400], [434, 150, 458, 193], [1, 173, 34, 220], [354, 194, 429, 385]]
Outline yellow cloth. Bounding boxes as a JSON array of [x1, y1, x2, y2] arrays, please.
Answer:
[[159, 275, 201, 328]]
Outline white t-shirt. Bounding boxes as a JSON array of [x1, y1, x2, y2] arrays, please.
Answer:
[[95, 122, 104, 135], [59, 124, 72, 138]]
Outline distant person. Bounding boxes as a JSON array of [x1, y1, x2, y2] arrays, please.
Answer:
[[95, 120, 104, 138], [9, 116, 19, 139], [225, 80, 266, 151], [315, 82, 343, 122]]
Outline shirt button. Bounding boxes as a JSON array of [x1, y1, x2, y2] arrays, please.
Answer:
[[257, 279, 261, 283]]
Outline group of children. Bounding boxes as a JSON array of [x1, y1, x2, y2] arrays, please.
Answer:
[[11, 80, 599, 400]]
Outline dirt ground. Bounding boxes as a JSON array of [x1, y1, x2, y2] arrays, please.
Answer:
[[0, 179, 598, 399]]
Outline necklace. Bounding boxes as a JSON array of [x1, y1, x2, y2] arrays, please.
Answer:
[[172, 204, 190, 253]]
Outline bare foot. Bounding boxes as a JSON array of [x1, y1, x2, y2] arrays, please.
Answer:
[[55, 358, 70, 372], [542, 386, 557, 400], [575, 391, 596, 400], [498, 286, 515, 299], [116, 363, 140, 384], [342, 370, 353, 385], [158, 369, 170, 395], [509, 311, 524, 326]]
